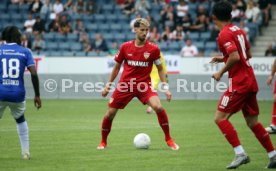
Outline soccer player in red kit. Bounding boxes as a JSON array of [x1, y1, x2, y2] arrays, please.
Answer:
[[210, 1, 276, 169], [97, 18, 179, 150], [266, 58, 276, 134]]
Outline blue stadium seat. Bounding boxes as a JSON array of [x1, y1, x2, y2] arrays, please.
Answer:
[[67, 33, 79, 41], [75, 51, 87, 57], [49, 51, 62, 56], [43, 33, 56, 41], [86, 23, 98, 32], [59, 43, 71, 51], [158, 42, 168, 51], [94, 14, 106, 23], [188, 32, 200, 41], [0, 13, 10, 21], [98, 24, 110, 32], [205, 41, 217, 51], [168, 42, 181, 51], [103, 33, 114, 41], [61, 51, 75, 57], [70, 43, 82, 51], [114, 33, 126, 42], [193, 41, 205, 51], [55, 34, 67, 42], [10, 13, 22, 22], [101, 4, 114, 12], [126, 33, 135, 40], [0, 4, 7, 13], [110, 24, 122, 32], [87, 51, 99, 57], [8, 4, 18, 12], [19, 4, 29, 14], [106, 15, 117, 23], [46, 42, 59, 51], [200, 32, 211, 41]]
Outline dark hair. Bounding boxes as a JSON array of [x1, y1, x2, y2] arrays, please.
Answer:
[[2, 26, 21, 44], [212, 0, 232, 22]]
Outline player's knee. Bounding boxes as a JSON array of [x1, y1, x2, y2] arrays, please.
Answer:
[[152, 105, 163, 113], [15, 115, 25, 124], [246, 119, 258, 129], [105, 109, 117, 120]]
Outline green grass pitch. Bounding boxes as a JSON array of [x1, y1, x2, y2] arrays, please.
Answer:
[[0, 99, 275, 171]]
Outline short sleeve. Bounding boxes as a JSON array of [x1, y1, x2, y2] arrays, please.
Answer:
[[26, 49, 35, 67], [219, 32, 237, 56], [114, 44, 125, 64], [153, 48, 161, 65]]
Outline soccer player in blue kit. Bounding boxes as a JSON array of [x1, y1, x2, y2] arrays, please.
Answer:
[[0, 26, 41, 160]]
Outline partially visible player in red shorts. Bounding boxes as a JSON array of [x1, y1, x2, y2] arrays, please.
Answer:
[[97, 18, 179, 151], [266, 58, 276, 134], [210, 1, 276, 169]]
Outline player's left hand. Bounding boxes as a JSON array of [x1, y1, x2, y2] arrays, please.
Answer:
[[165, 90, 172, 102], [267, 75, 273, 86], [212, 71, 223, 81], [34, 96, 41, 110]]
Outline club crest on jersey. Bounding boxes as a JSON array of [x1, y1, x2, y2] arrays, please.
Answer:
[[143, 52, 150, 59]]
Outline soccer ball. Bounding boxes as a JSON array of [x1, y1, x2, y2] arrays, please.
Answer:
[[133, 133, 151, 149]]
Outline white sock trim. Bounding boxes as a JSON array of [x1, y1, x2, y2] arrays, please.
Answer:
[[234, 145, 245, 155], [268, 150, 276, 158]]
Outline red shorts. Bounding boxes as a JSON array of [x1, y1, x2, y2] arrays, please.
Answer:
[[217, 90, 259, 116], [274, 81, 276, 94], [109, 87, 158, 109]]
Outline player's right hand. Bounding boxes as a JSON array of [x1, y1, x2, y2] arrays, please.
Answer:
[[210, 56, 223, 64], [267, 75, 273, 86], [165, 90, 172, 102], [102, 87, 109, 97], [34, 96, 41, 110]]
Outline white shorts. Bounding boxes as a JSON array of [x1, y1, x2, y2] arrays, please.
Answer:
[[0, 101, 26, 119]]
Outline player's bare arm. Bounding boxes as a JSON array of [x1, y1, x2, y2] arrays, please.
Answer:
[[212, 51, 240, 81], [28, 65, 41, 109], [267, 59, 276, 85], [209, 55, 224, 64], [156, 64, 172, 102], [102, 62, 121, 97]]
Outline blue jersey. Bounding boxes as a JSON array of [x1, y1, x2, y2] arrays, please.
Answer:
[[0, 43, 35, 102]]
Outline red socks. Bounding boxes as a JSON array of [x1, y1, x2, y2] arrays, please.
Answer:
[[101, 116, 113, 143], [251, 123, 275, 152], [156, 109, 171, 141], [272, 102, 276, 126], [217, 120, 241, 148]]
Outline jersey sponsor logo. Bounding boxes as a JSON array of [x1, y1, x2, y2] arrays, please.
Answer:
[[127, 60, 149, 67], [127, 53, 133, 56], [143, 52, 150, 59], [2, 79, 19, 86], [223, 42, 232, 48]]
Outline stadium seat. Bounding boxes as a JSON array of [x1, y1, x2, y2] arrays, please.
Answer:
[[103, 33, 115, 42], [86, 23, 98, 32], [114, 33, 126, 42], [205, 41, 217, 51], [0, 13, 10, 21], [110, 24, 122, 32], [188, 32, 200, 41], [61, 51, 75, 57], [193, 41, 205, 51], [43, 33, 56, 41], [49, 51, 62, 56], [67, 33, 79, 42], [75, 51, 87, 57], [168, 42, 181, 51], [55, 34, 67, 42], [98, 24, 110, 32], [59, 43, 71, 51], [10, 13, 22, 23], [200, 32, 211, 41], [46, 42, 59, 51], [87, 51, 99, 57], [70, 43, 82, 51], [8, 4, 18, 12], [94, 14, 106, 23]]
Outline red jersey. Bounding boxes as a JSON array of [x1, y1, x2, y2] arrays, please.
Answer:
[[115, 40, 161, 85], [217, 23, 258, 93]]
